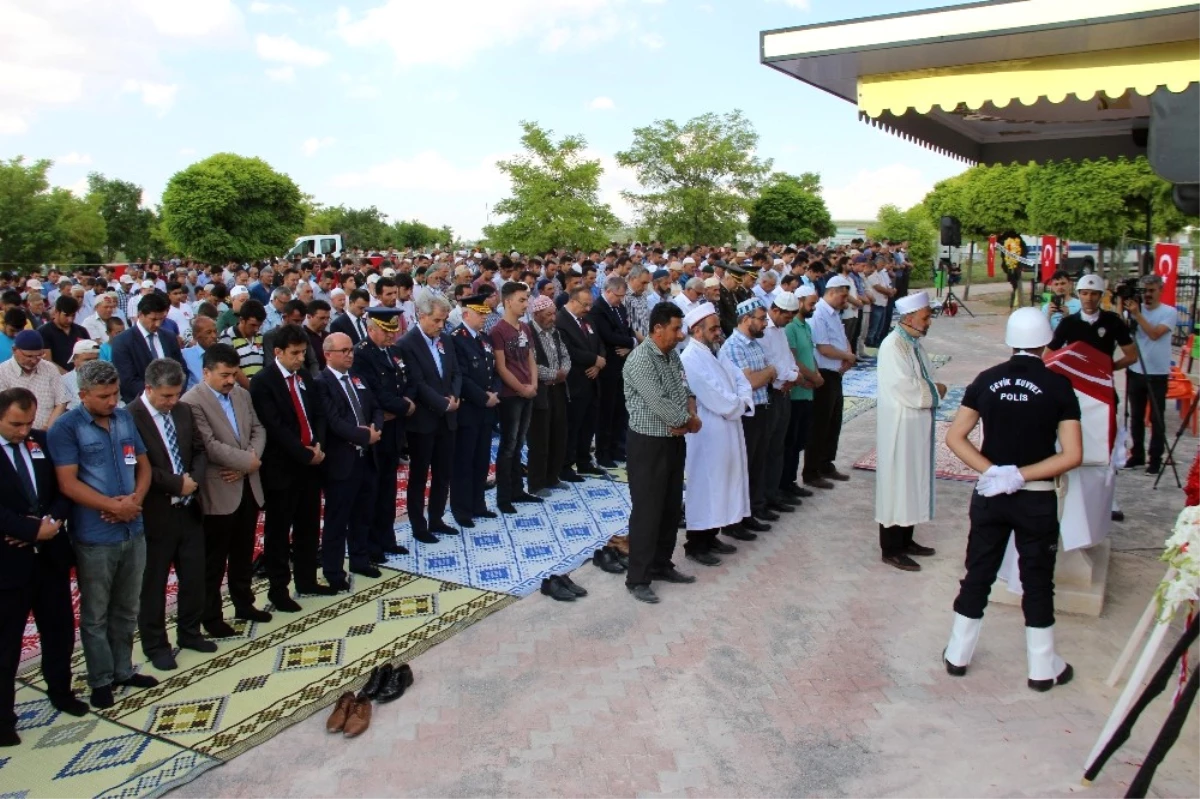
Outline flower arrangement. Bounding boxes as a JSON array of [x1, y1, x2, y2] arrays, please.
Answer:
[[1155, 506, 1200, 623]]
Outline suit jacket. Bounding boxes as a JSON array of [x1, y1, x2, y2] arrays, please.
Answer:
[[452, 326, 500, 428], [181, 383, 266, 515], [128, 396, 206, 525], [330, 311, 369, 345], [349, 341, 411, 453], [110, 325, 187, 402], [262, 326, 321, 376], [0, 430, 73, 588], [249, 361, 327, 490], [398, 327, 461, 435], [556, 307, 604, 399], [316, 367, 383, 478], [588, 296, 636, 373]]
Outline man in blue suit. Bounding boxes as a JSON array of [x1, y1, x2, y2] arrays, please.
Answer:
[[449, 295, 500, 527], [110, 292, 186, 403]]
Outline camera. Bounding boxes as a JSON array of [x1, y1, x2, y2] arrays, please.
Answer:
[[1111, 277, 1142, 305]]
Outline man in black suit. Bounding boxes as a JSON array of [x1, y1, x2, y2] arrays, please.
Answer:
[[588, 276, 636, 467], [110, 292, 187, 403], [398, 294, 461, 544], [556, 286, 606, 479], [316, 332, 383, 591], [249, 324, 334, 611], [450, 295, 500, 527], [262, 300, 320, 375], [128, 359, 216, 672], [0, 388, 85, 747], [330, 288, 372, 345]]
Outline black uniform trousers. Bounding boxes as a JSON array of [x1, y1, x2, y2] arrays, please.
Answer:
[[762, 389, 791, 506], [527, 384, 567, 492], [1127, 370, 1168, 467], [781, 398, 812, 490], [804, 369, 843, 481], [1, 559, 74, 730], [740, 404, 771, 517], [406, 418, 455, 535], [139, 504, 205, 657], [879, 524, 915, 558], [595, 367, 628, 460], [322, 455, 376, 581], [450, 412, 493, 520], [495, 397, 532, 503], [625, 432, 685, 587], [203, 479, 259, 620], [262, 469, 322, 594], [564, 390, 597, 471], [953, 491, 1059, 628], [370, 421, 402, 556]]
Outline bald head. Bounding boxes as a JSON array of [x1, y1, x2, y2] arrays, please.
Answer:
[[323, 332, 355, 372]]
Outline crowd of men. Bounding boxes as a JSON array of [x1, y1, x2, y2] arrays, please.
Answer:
[[1, 239, 930, 744]]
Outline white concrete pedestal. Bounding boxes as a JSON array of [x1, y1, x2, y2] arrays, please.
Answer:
[[996, 539, 1110, 617]]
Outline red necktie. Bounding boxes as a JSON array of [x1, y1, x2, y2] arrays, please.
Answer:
[[287, 374, 313, 446]]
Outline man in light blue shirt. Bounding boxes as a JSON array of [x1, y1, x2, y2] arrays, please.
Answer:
[[1124, 274, 1177, 473], [804, 276, 857, 489], [1041, 270, 1082, 330]]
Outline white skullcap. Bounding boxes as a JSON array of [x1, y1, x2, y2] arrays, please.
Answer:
[[824, 275, 851, 290], [366, 274, 380, 285], [895, 291, 930, 315], [230, 285, 250, 298], [1077, 274, 1105, 292], [773, 291, 799, 312], [682, 302, 716, 330], [796, 285, 817, 299], [382, 268, 397, 277], [703, 277, 720, 289], [773, 258, 784, 266], [330, 287, 346, 297], [682, 257, 696, 265]]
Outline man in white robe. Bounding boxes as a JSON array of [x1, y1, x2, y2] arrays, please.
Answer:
[[679, 303, 753, 567], [875, 291, 947, 572]]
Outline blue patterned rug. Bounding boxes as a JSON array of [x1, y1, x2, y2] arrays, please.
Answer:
[[384, 473, 630, 596], [842, 353, 951, 399], [935, 384, 966, 422]]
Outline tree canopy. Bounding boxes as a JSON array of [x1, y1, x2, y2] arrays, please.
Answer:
[[868, 203, 938, 279], [87, 173, 154, 260], [0, 156, 114, 267], [747, 172, 834, 244]]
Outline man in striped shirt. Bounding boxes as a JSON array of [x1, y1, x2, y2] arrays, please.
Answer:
[[219, 300, 267, 390]]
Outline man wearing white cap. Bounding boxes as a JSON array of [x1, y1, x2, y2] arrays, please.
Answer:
[[875, 291, 946, 572], [760, 292, 802, 515], [61, 339, 100, 411], [679, 303, 752, 566], [781, 286, 823, 499], [803, 275, 856, 489]]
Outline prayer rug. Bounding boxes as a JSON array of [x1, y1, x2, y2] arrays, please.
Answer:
[[12, 571, 513, 797], [841, 353, 950, 399], [934, 385, 967, 423], [384, 474, 631, 596], [842, 396, 877, 423], [852, 420, 982, 482]]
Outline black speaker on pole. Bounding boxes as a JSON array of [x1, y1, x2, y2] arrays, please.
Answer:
[[940, 215, 962, 247]]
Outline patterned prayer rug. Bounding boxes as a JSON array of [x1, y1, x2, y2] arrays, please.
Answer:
[[11, 570, 513, 798], [852, 420, 982, 482], [841, 353, 951, 399], [934, 384, 966, 422], [842, 396, 877, 423]]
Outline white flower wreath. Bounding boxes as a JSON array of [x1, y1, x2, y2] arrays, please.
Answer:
[[1155, 506, 1200, 623]]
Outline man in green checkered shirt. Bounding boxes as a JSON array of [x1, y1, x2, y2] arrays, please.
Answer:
[[621, 302, 701, 604]]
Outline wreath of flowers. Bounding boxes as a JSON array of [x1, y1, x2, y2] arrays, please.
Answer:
[[1155, 505, 1200, 623]]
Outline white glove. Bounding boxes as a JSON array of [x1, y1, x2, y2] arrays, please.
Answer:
[[976, 465, 1025, 497], [975, 465, 1003, 497]]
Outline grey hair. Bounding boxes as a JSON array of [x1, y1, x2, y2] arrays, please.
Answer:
[[145, 357, 185, 389], [270, 287, 293, 302], [76, 359, 119, 392], [685, 278, 704, 293], [627, 264, 648, 281], [415, 291, 452, 317], [758, 270, 777, 286], [604, 276, 627, 294]]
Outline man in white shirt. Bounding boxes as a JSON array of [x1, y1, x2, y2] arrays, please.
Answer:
[[1123, 274, 1177, 473], [804, 276, 857, 489], [865, 262, 895, 348], [752, 271, 778, 308], [83, 294, 117, 344], [760, 292, 801, 514]]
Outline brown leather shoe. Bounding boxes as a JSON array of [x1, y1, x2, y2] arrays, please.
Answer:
[[343, 693, 372, 738], [607, 535, 630, 556], [326, 691, 355, 733]]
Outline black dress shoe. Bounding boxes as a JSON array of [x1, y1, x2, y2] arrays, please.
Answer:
[[686, 550, 721, 567], [754, 508, 780, 522], [363, 664, 392, 698], [0, 728, 19, 747], [1028, 663, 1074, 692], [823, 469, 851, 481], [115, 673, 160, 689], [453, 516, 476, 528], [1111, 510, 1125, 522], [596, 458, 618, 469], [559, 471, 585, 483], [593, 547, 626, 573], [544, 480, 564, 490], [377, 664, 414, 703], [428, 519, 458, 535], [149, 651, 178, 671], [782, 482, 811, 499], [710, 539, 738, 555], [177, 637, 218, 653], [615, 552, 629, 569], [205, 619, 240, 638], [651, 567, 696, 584], [328, 578, 352, 593], [484, 478, 496, 490], [233, 606, 272, 623], [512, 492, 544, 503], [475, 509, 499, 519], [943, 650, 967, 677], [1146, 463, 1162, 475], [1123, 458, 1146, 469], [577, 464, 606, 476], [540, 577, 576, 601], [297, 583, 338, 596], [90, 686, 114, 709], [381, 544, 410, 556], [906, 542, 936, 557], [413, 529, 439, 544], [627, 584, 660, 604], [499, 502, 517, 514], [48, 693, 89, 717], [350, 564, 382, 579], [723, 526, 758, 541], [741, 517, 770, 532], [804, 477, 835, 489], [767, 500, 798, 513], [558, 575, 588, 597], [882, 554, 921, 572], [270, 593, 303, 613], [369, 552, 387, 564]]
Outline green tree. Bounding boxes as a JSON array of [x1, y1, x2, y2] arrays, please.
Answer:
[[389, 219, 447, 249], [924, 163, 1030, 244], [304, 204, 390, 249], [483, 121, 619, 253], [747, 172, 834, 244], [868, 203, 938, 280], [86, 173, 152, 260], [51, 190, 107, 264], [0, 157, 65, 268], [617, 109, 771, 245], [161, 153, 304, 263]]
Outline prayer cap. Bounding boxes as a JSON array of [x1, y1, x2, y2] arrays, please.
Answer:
[[530, 295, 554, 313], [773, 292, 799, 312], [796, 285, 817, 299], [824, 275, 851, 290], [735, 298, 764, 318], [895, 291, 930, 315], [13, 330, 43, 351], [683, 302, 716, 329]]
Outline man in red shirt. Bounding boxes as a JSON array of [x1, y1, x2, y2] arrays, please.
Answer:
[[489, 282, 540, 514]]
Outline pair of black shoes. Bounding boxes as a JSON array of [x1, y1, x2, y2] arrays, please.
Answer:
[[540, 575, 587, 601], [362, 663, 414, 703], [593, 546, 627, 573], [781, 482, 813, 499], [498, 493, 545, 514], [370, 544, 410, 563], [2, 691, 88, 744], [453, 508, 501, 528]]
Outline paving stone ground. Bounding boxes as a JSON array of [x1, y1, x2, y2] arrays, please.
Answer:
[[174, 299, 1199, 798]]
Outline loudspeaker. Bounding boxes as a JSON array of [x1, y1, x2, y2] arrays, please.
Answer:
[[940, 215, 962, 247]]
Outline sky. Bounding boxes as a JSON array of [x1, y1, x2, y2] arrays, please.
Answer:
[[4, 0, 971, 242]]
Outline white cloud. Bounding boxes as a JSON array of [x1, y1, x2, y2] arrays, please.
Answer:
[[638, 32, 665, 49], [122, 80, 179, 115], [179, 147, 197, 156], [255, 33, 330, 67], [248, 1, 296, 13], [64, 176, 89, 197], [56, 152, 92, 166], [129, 0, 243, 38], [767, 0, 811, 9], [588, 96, 615, 111], [266, 66, 296, 82], [0, 113, 28, 134], [302, 136, 336, 157], [823, 164, 933, 221]]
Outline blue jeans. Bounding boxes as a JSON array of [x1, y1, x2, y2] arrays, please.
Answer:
[[74, 535, 146, 689]]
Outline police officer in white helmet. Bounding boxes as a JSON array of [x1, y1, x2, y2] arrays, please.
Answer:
[[941, 308, 1084, 691]]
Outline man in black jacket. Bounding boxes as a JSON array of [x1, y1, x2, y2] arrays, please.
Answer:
[[555, 286, 606, 480], [588, 276, 637, 467], [449, 296, 500, 527], [0, 388, 84, 747]]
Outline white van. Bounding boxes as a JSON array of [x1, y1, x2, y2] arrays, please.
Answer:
[[286, 234, 343, 259]]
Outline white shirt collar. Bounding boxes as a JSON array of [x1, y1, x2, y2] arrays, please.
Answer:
[[277, 360, 297, 380], [1080, 309, 1100, 323]]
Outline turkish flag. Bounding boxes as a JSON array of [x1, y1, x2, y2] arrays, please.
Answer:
[[987, 235, 997, 277], [1155, 242, 1180, 306], [1040, 236, 1057, 283]]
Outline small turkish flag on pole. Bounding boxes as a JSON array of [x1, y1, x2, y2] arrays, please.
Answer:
[[987, 235, 997, 278], [1040, 236, 1057, 283], [1155, 242, 1180, 306]]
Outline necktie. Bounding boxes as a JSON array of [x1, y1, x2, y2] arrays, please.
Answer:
[[288, 374, 313, 446], [9, 442, 36, 508], [342, 375, 365, 425], [356, 316, 366, 341], [147, 332, 160, 359], [161, 413, 191, 505]]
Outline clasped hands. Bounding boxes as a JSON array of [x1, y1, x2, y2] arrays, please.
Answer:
[[669, 415, 702, 436], [975, 465, 1025, 497]]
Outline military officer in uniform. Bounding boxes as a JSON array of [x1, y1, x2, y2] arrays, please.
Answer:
[[450, 295, 501, 527], [942, 308, 1083, 691], [732, 265, 755, 305], [349, 307, 415, 560], [717, 264, 744, 338]]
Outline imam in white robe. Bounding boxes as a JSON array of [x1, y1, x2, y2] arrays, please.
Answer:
[[874, 326, 939, 527], [681, 337, 753, 530]]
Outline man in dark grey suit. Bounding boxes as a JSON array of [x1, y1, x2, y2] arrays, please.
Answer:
[[110, 292, 186, 403]]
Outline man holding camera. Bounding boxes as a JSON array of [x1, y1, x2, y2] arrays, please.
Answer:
[[1041, 270, 1081, 331], [1123, 275, 1176, 474]]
